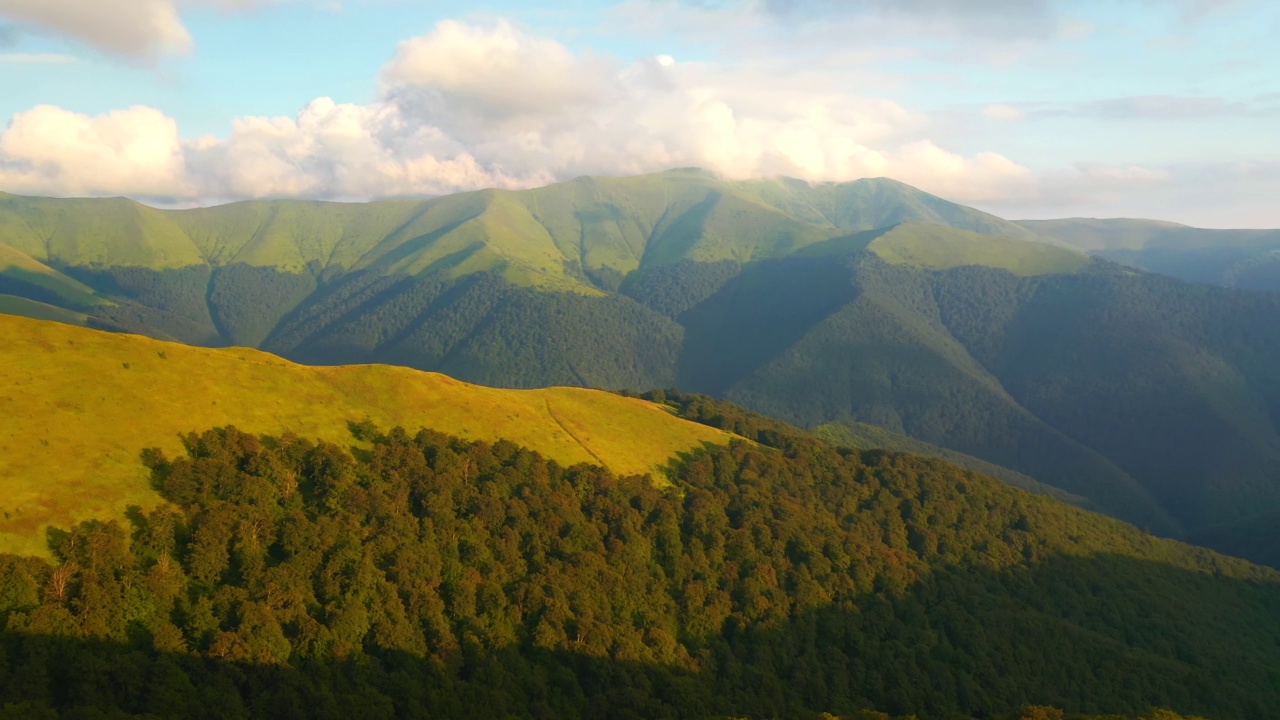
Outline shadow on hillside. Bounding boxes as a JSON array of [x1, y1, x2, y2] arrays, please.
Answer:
[[676, 255, 862, 395], [2, 552, 1276, 720]]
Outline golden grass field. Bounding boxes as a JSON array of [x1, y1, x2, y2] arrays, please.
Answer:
[[0, 314, 734, 557]]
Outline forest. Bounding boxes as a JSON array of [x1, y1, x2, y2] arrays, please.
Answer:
[[1, 410, 1276, 719], [16, 249, 1280, 565]]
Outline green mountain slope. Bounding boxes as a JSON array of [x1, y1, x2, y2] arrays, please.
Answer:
[[0, 241, 105, 309], [0, 170, 1040, 298], [5, 174, 1280, 563], [814, 419, 1090, 506], [1189, 509, 1280, 569], [1020, 218, 1280, 292], [0, 314, 733, 557], [1, 386, 1278, 719]]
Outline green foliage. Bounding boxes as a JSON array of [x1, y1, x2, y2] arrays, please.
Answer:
[[620, 259, 743, 319], [65, 265, 223, 346], [208, 263, 318, 347], [267, 270, 683, 390], [6, 173, 1280, 565], [866, 223, 1091, 276], [813, 420, 1087, 505], [1, 424, 1277, 719], [0, 312, 731, 557]]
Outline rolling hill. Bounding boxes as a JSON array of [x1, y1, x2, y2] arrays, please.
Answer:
[[0, 313, 733, 557], [1020, 217, 1280, 292], [1, 337, 1279, 718], [3, 171, 1280, 563]]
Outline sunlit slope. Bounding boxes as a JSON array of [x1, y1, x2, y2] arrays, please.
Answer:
[[0, 314, 734, 556], [0, 295, 89, 326], [865, 222, 1093, 275], [0, 171, 1048, 294], [0, 241, 104, 308]]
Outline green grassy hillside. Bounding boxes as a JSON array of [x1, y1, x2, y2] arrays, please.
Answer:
[[866, 222, 1092, 275], [1020, 218, 1280, 292], [6, 174, 1280, 565], [0, 241, 105, 309], [0, 294, 90, 326], [3, 399, 1279, 719], [0, 314, 734, 557], [0, 170, 1040, 295]]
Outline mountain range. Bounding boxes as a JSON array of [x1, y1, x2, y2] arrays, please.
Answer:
[[0, 314, 1278, 719], [1021, 217, 1280, 292], [2, 169, 1279, 564]]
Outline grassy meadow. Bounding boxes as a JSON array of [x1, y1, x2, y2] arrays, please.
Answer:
[[0, 314, 734, 556]]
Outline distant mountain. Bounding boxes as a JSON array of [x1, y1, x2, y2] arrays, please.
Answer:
[[2, 316, 1280, 719], [0, 171, 1033, 297], [1020, 217, 1280, 292], [4, 172, 1280, 561]]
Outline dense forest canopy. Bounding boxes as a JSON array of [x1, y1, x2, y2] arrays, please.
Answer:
[[1, 415, 1276, 719], [3, 174, 1280, 567]]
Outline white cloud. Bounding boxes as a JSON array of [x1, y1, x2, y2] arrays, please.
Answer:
[[381, 20, 615, 130], [0, 0, 192, 58], [0, 52, 75, 63], [0, 19, 1032, 206], [0, 105, 188, 197], [992, 160, 1280, 229], [0, 0, 270, 59]]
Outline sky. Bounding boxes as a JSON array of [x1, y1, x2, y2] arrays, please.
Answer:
[[0, 0, 1277, 227]]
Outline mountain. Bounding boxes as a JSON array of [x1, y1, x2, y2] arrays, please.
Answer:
[[0, 171, 1033, 303], [0, 313, 732, 557], [1020, 218, 1280, 292], [1, 318, 1279, 718], [1188, 508, 1280, 569], [813, 419, 1090, 507], [4, 172, 1280, 559]]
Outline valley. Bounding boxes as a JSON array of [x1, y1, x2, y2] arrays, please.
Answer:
[[3, 171, 1280, 719], [4, 171, 1278, 555]]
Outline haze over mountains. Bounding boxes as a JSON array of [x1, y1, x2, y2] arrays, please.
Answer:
[[2, 169, 1279, 565], [1022, 218, 1280, 292]]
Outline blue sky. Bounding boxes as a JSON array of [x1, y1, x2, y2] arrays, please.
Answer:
[[0, 0, 1277, 226]]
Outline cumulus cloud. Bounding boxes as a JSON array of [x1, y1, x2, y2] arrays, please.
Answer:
[[0, 105, 188, 197], [381, 20, 615, 130], [0, 19, 1031, 205]]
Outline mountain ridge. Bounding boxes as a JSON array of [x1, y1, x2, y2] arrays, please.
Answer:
[[0, 169, 1051, 290], [5, 171, 1280, 564], [0, 313, 735, 557]]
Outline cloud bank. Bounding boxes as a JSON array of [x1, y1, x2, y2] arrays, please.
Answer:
[[0, 19, 1035, 205]]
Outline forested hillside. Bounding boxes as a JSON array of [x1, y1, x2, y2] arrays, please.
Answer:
[[0, 314, 731, 557], [1, 418, 1275, 719], [4, 174, 1280, 564], [1020, 218, 1280, 292]]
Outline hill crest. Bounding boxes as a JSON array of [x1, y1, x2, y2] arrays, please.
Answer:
[[0, 313, 736, 557]]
